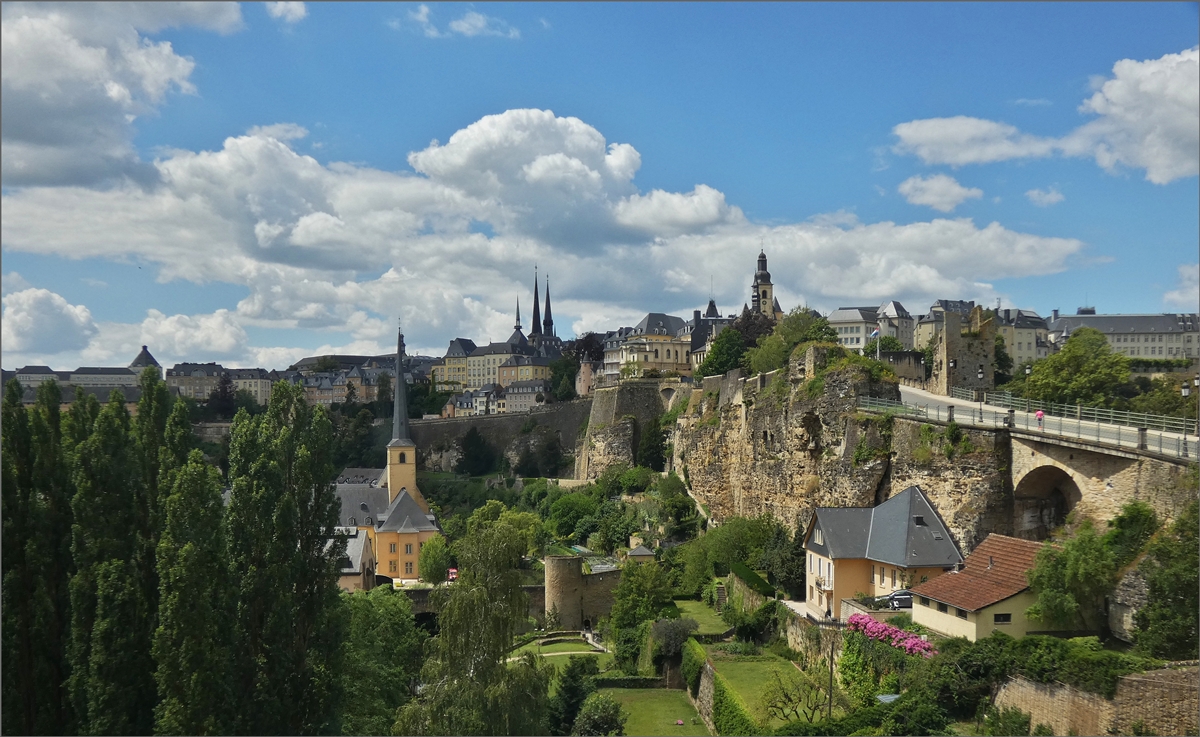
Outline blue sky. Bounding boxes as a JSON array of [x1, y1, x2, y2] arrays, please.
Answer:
[[2, 2, 1197, 369]]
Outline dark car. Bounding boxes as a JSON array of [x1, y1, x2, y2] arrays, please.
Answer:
[[885, 589, 913, 610]]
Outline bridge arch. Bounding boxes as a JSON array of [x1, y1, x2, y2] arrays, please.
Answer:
[[1012, 464, 1082, 540]]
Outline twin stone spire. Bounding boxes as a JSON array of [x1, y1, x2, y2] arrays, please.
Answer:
[[513, 268, 555, 338]]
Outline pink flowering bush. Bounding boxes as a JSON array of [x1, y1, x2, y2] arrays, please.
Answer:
[[846, 613, 937, 658]]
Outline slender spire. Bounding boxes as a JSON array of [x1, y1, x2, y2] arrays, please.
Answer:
[[531, 266, 542, 336], [391, 322, 412, 444], [542, 274, 554, 337], [514, 296, 522, 330]]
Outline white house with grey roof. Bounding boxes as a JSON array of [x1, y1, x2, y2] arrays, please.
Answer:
[[803, 486, 963, 622]]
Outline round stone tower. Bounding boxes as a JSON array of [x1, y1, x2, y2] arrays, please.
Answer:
[[543, 555, 584, 630]]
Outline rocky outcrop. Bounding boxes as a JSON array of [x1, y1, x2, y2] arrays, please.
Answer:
[[1108, 566, 1148, 643], [575, 416, 638, 480], [670, 346, 1015, 554], [671, 350, 902, 530], [574, 379, 690, 479]]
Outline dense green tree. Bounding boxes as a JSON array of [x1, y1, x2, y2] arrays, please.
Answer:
[[571, 692, 627, 736], [538, 435, 565, 477], [761, 521, 807, 598], [1026, 519, 1116, 632], [312, 356, 342, 373], [549, 655, 601, 735], [1134, 499, 1199, 659], [1127, 373, 1200, 419], [68, 391, 157, 735], [394, 522, 539, 735], [610, 561, 673, 629], [234, 388, 265, 416], [133, 367, 173, 691], [1103, 500, 1159, 568], [696, 327, 745, 378], [550, 355, 580, 402], [636, 415, 666, 471], [226, 382, 347, 735], [340, 587, 427, 736], [418, 534, 452, 584], [992, 335, 1014, 385], [486, 651, 555, 736], [861, 335, 905, 358], [376, 371, 393, 416], [153, 451, 232, 735], [456, 426, 498, 476], [549, 493, 600, 538], [1021, 327, 1131, 407], [207, 373, 237, 420], [745, 307, 839, 375]]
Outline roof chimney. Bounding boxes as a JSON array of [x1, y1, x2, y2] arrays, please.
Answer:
[[1052, 309, 1059, 321], [988, 556, 994, 569]]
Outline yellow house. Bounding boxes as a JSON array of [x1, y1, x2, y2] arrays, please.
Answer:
[[803, 485, 962, 622], [911, 534, 1063, 641]]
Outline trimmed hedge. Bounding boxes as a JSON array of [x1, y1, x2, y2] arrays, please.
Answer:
[[682, 638, 707, 696], [730, 561, 775, 598], [591, 675, 665, 689], [712, 669, 761, 735]]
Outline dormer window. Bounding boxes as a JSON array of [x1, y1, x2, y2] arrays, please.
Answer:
[[913, 516, 927, 526], [813, 528, 824, 545]]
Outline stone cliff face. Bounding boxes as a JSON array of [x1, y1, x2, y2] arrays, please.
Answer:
[[669, 347, 1015, 554], [574, 379, 689, 479], [670, 359, 901, 530]]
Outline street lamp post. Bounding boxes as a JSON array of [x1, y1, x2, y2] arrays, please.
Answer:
[[1183, 381, 1192, 458], [977, 366, 985, 422], [1024, 365, 1032, 412]]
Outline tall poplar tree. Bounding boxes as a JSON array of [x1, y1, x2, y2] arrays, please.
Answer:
[[226, 382, 346, 735], [68, 391, 156, 735], [153, 451, 232, 735]]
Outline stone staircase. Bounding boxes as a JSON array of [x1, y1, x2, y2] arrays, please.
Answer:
[[714, 583, 727, 612]]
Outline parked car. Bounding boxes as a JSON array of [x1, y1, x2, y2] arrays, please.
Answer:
[[885, 589, 913, 609]]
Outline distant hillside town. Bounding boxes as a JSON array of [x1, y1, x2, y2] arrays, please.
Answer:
[[5, 251, 1198, 416]]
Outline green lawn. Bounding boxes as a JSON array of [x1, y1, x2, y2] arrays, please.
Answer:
[[542, 650, 615, 671], [704, 648, 796, 729], [599, 688, 708, 736], [515, 639, 595, 655], [674, 599, 728, 635]]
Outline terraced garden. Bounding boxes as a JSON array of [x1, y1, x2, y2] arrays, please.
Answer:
[[599, 688, 708, 736], [674, 599, 729, 635]]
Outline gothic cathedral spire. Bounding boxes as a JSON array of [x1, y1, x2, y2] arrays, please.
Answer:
[[531, 267, 542, 336], [543, 274, 554, 337]]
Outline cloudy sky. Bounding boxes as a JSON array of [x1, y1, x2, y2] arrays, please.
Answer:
[[2, 2, 1197, 369]]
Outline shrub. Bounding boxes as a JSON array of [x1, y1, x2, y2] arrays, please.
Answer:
[[845, 613, 937, 658], [730, 561, 775, 598], [682, 638, 706, 696], [651, 617, 698, 657], [713, 670, 761, 735]]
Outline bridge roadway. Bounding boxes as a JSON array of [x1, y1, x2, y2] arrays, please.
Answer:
[[894, 385, 1195, 461]]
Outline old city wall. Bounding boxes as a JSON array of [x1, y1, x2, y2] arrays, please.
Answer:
[[410, 398, 592, 472], [994, 667, 1199, 737], [574, 379, 690, 479]]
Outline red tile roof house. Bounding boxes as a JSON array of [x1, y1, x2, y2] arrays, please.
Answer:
[[910, 534, 1070, 641]]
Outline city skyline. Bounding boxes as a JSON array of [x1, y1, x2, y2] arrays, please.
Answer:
[[2, 2, 1197, 370]]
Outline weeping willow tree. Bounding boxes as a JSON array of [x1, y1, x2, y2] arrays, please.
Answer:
[[394, 522, 551, 736]]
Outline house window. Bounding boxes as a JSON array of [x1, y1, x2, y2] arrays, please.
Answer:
[[937, 602, 948, 614], [891, 569, 896, 587], [808, 553, 812, 572], [809, 585, 814, 601], [871, 565, 876, 583], [920, 597, 930, 607], [813, 528, 823, 545], [405, 562, 413, 575], [389, 561, 397, 572], [956, 608, 968, 620], [405, 543, 413, 555], [993, 613, 1012, 625], [389, 543, 397, 554]]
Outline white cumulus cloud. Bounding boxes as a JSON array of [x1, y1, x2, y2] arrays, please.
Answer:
[[893, 47, 1199, 184], [1164, 264, 1199, 309], [2, 272, 33, 295], [897, 174, 983, 212], [404, 5, 518, 39], [1025, 187, 1065, 207], [1, 2, 242, 187], [265, 2, 306, 24], [1, 287, 98, 354]]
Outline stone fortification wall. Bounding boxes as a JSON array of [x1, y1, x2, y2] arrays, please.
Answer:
[[930, 309, 996, 395], [887, 417, 1013, 552], [410, 398, 592, 472], [994, 667, 1199, 737], [1107, 567, 1147, 643], [543, 556, 620, 630], [574, 379, 690, 479]]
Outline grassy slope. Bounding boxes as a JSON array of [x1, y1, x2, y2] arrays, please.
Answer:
[[599, 688, 708, 736], [674, 599, 729, 635]]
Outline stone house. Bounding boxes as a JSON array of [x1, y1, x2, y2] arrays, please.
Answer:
[[803, 485, 962, 622]]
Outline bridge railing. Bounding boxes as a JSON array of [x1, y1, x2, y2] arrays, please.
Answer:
[[984, 391, 1195, 436], [856, 397, 1197, 460], [949, 387, 977, 402]]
